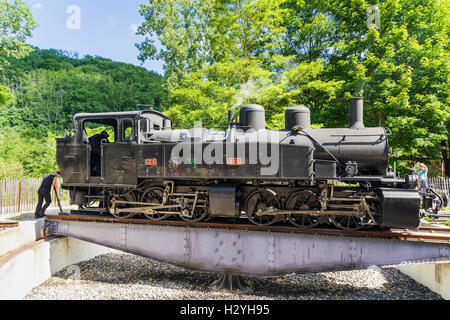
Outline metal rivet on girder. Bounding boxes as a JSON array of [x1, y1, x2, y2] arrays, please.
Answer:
[[440, 247, 449, 258]]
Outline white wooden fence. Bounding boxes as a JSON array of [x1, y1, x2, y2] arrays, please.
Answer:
[[429, 177, 450, 200], [0, 178, 69, 216]]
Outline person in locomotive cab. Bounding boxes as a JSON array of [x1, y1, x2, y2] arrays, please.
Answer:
[[89, 131, 109, 176], [35, 171, 61, 218]]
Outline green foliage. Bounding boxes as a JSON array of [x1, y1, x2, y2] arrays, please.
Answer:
[[0, 0, 33, 105], [320, 0, 450, 175], [137, 0, 216, 90], [0, 2, 170, 178], [0, 48, 167, 177], [0, 48, 168, 132], [1, 0, 449, 178], [136, 0, 288, 90], [164, 56, 344, 129], [0, 0, 36, 70], [0, 127, 57, 178], [0, 84, 13, 105], [84, 125, 115, 143], [138, 0, 450, 176]]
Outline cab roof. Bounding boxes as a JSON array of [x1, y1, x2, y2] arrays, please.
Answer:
[[74, 110, 170, 121]]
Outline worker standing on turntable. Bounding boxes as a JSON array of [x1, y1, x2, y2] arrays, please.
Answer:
[[35, 171, 61, 219]]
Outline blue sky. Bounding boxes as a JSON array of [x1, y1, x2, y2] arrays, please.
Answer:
[[25, 0, 165, 75]]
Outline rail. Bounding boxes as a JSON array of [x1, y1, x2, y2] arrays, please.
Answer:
[[0, 221, 19, 229], [46, 214, 450, 243]]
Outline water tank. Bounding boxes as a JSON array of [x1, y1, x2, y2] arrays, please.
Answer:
[[240, 104, 265, 131], [285, 105, 311, 130]]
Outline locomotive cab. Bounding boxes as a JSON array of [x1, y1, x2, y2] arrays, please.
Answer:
[[57, 110, 171, 187]]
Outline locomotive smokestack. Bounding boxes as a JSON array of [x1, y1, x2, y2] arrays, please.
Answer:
[[348, 97, 365, 130]]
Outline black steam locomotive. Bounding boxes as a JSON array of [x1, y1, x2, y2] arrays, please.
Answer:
[[56, 98, 442, 230]]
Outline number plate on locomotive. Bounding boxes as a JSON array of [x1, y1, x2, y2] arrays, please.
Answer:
[[227, 158, 243, 166], [145, 158, 158, 166]]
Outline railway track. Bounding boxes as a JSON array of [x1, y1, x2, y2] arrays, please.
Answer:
[[46, 214, 450, 243], [0, 222, 19, 230]]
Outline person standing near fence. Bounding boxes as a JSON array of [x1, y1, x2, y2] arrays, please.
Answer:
[[414, 162, 429, 193], [35, 171, 61, 219]]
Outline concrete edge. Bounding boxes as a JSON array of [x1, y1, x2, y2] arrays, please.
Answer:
[[0, 236, 113, 300], [0, 207, 77, 257], [0, 219, 47, 257], [0, 207, 76, 220], [396, 263, 450, 300]]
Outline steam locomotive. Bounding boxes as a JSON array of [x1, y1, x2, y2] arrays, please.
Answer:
[[56, 98, 443, 230]]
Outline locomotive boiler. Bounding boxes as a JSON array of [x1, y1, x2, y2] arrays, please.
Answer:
[[56, 98, 442, 230]]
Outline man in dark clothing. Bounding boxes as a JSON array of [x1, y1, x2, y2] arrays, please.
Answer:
[[35, 171, 61, 219], [88, 131, 109, 176]]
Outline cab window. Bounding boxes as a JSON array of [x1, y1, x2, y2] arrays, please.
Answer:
[[139, 118, 148, 134], [122, 119, 134, 142], [83, 119, 116, 143]]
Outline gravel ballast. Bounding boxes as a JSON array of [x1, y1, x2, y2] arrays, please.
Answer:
[[24, 252, 443, 300]]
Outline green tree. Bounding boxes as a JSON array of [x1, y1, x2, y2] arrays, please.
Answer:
[[136, 0, 288, 89], [1, 48, 168, 133], [166, 56, 342, 129], [0, 47, 168, 177], [212, 0, 288, 62], [0, 0, 35, 104], [0, 127, 57, 178], [137, 0, 217, 89], [0, 0, 36, 68], [139, 0, 449, 175], [0, 83, 12, 104], [320, 0, 450, 175]]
